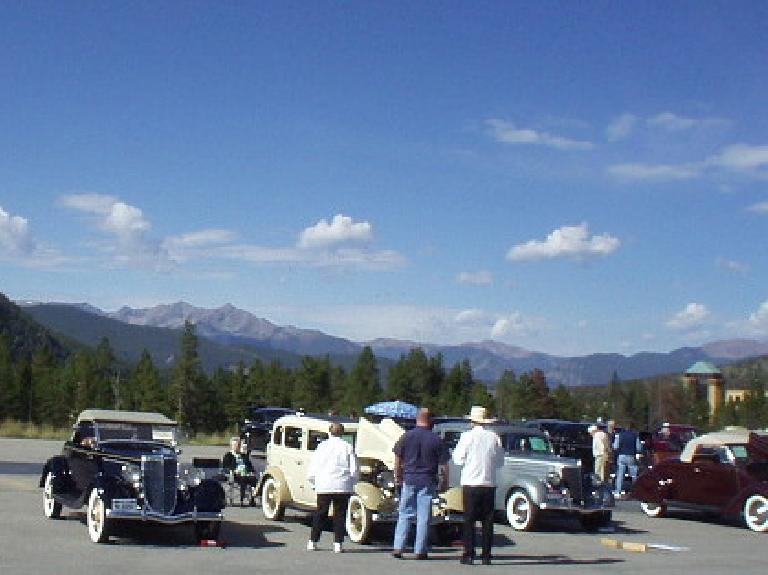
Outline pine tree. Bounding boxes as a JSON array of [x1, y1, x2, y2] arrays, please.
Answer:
[[171, 321, 203, 430], [0, 334, 12, 420], [343, 346, 381, 414], [132, 350, 165, 413]]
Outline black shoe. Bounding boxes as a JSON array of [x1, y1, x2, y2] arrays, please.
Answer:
[[414, 553, 428, 560], [481, 556, 491, 566], [392, 550, 404, 559], [460, 556, 473, 565]]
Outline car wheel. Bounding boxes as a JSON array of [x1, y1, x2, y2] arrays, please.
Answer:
[[581, 511, 612, 531], [87, 489, 111, 543], [743, 494, 768, 533], [261, 476, 285, 521], [43, 472, 62, 519], [194, 521, 221, 541], [640, 501, 666, 518], [506, 489, 538, 531], [345, 494, 373, 544]]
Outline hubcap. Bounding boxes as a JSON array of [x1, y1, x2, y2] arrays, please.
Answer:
[[512, 496, 529, 524]]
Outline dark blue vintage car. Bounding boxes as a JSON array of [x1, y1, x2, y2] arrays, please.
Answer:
[[40, 409, 225, 543]]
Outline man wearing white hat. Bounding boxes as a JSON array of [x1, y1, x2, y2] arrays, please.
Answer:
[[452, 406, 505, 565]]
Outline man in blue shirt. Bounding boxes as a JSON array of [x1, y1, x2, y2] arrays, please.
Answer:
[[391, 408, 449, 560], [613, 425, 641, 496]]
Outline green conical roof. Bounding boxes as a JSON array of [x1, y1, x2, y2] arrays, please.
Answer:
[[685, 361, 721, 375]]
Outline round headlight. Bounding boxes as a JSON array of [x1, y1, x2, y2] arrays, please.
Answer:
[[546, 471, 562, 488], [121, 464, 141, 484]]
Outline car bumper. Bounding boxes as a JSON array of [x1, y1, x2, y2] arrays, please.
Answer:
[[539, 495, 614, 513], [105, 508, 224, 524], [372, 510, 464, 524]]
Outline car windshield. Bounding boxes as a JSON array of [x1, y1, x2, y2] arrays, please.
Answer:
[[96, 422, 177, 444], [728, 444, 749, 463]]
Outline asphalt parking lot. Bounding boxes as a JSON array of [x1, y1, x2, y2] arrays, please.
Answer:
[[1, 438, 765, 575]]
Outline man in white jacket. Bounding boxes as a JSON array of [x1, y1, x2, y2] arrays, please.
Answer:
[[306, 422, 358, 553]]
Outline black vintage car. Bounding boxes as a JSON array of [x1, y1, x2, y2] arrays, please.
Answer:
[[239, 406, 295, 453], [40, 409, 225, 543], [523, 419, 595, 473]]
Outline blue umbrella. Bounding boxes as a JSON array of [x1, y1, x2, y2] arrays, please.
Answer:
[[364, 400, 418, 419]]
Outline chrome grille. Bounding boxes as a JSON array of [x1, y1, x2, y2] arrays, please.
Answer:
[[141, 454, 177, 514], [561, 466, 583, 503]]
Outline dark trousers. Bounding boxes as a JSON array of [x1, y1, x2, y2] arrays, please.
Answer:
[[311, 493, 350, 544], [462, 486, 495, 559]]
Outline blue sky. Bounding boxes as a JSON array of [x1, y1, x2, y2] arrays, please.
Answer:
[[2, 2, 768, 356]]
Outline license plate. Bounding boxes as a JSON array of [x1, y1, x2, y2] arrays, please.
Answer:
[[112, 498, 138, 511]]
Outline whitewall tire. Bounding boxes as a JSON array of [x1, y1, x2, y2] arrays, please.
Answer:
[[43, 472, 62, 519], [506, 489, 538, 531], [87, 489, 110, 543], [744, 494, 768, 533]]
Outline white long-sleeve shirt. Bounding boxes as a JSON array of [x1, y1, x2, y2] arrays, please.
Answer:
[[306, 435, 358, 494], [452, 425, 505, 487]]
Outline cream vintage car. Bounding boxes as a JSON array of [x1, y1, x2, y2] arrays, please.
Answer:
[[256, 413, 463, 543]]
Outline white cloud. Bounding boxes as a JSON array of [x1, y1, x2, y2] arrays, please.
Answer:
[[485, 119, 593, 151], [60, 193, 119, 215], [507, 222, 620, 262], [606, 114, 637, 141], [716, 257, 749, 275], [456, 270, 493, 285], [748, 201, 768, 214], [490, 312, 531, 338], [666, 302, 711, 331], [607, 162, 702, 181], [455, 308, 495, 326], [747, 301, 768, 334], [297, 214, 372, 249], [647, 112, 727, 132], [0, 205, 35, 254], [709, 144, 768, 171]]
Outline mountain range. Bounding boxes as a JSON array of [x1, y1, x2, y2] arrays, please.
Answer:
[[17, 300, 768, 386]]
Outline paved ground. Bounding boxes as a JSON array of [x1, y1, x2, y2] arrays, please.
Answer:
[[1, 437, 766, 575]]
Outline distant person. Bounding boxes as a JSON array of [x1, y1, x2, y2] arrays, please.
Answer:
[[589, 424, 611, 483], [306, 422, 358, 553], [452, 406, 505, 566], [222, 437, 258, 505], [613, 425, 641, 496], [392, 408, 449, 560]]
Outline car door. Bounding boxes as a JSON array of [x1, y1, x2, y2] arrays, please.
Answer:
[[685, 449, 740, 510], [279, 425, 310, 505]]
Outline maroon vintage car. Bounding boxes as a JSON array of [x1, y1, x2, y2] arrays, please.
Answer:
[[632, 428, 768, 532]]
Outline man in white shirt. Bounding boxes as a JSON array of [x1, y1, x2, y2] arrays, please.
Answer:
[[589, 424, 611, 482], [306, 422, 358, 553], [452, 406, 505, 565]]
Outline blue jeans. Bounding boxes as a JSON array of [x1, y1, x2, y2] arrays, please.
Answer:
[[393, 483, 435, 554], [615, 454, 638, 494]]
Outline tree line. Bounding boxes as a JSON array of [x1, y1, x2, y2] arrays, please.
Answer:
[[1, 321, 767, 433]]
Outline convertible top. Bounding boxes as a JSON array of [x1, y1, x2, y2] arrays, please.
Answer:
[[680, 428, 768, 462], [75, 409, 177, 426]]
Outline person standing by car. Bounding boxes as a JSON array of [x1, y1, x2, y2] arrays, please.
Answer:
[[613, 425, 641, 497], [589, 424, 611, 483], [392, 408, 449, 560], [452, 406, 505, 566], [306, 422, 358, 553], [222, 437, 258, 506]]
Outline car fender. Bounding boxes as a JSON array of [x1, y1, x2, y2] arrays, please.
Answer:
[[724, 484, 768, 516], [258, 466, 292, 503], [440, 486, 464, 512], [353, 482, 383, 510], [39, 456, 69, 488], [502, 477, 546, 506], [630, 467, 666, 503], [195, 478, 226, 512]]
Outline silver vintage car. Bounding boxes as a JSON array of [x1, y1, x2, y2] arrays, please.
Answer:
[[433, 421, 614, 531]]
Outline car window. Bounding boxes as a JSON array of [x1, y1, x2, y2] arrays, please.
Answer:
[[729, 444, 748, 463], [341, 432, 356, 447], [273, 426, 283, 446], [284, 426, 303, 449], [308, 430, 328, 450]]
